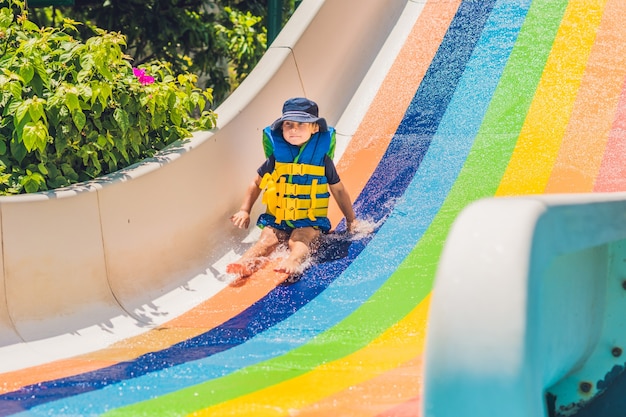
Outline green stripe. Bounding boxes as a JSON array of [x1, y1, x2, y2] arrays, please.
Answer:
[[464, 0, 568, 197], [404, 0, 569, 289]]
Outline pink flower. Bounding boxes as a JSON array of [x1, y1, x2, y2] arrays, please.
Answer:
[[133, 67, 155, 85]]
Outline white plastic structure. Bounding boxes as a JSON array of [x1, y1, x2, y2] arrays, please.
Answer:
[[424, 193, 626, 416]]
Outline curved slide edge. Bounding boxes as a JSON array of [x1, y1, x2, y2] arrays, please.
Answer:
[[0, 0, 414, 371], [424, 192, 626, 416]]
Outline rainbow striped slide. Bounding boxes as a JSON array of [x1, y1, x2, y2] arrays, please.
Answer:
[[1, 0, 626, 416]]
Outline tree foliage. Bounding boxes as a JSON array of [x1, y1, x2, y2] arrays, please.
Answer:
[[0, 0, 298, 194], [29, 0, 296, 105], [0, 0, 216, 194]]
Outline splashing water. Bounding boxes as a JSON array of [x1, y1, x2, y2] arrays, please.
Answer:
[[348, 217, 379, 240], [225, 216, 381, 282]]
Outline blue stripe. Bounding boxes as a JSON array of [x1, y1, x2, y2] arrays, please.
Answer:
[[3, 1, 505, 415]]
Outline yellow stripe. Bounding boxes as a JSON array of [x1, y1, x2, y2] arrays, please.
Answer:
[[497, 0, 607, 196], [275, 162, 325, 177], [191, 295, 430, 417], [276, 182, 328, 196]]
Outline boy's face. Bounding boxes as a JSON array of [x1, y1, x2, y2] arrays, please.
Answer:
[[282, 121, 319, 146]]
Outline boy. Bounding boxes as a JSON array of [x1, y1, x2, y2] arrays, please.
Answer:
[[227, 97, 357, 277]]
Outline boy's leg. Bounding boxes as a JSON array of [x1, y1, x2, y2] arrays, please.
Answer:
[[227, 226, 286, 277], [275, 226, 321, 275]]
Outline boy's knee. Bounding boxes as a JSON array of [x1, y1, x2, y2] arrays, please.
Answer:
[[290, 227, 320, 244], [258, 227, 282, 246]]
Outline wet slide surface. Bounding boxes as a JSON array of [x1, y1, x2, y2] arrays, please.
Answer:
[[2, 0, 626, 416]]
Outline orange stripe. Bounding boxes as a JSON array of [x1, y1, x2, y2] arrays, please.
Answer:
[[0, 261, 287, 394], [328, 0, 462, 225], [544, 0, 626, 192]]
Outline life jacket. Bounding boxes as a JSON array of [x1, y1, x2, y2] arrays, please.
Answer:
[[259, 126, 336, 227]]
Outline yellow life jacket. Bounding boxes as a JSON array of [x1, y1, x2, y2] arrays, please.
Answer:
[[260, 126, 335, 227]]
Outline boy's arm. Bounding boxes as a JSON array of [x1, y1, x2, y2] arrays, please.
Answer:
[[231, 174, 262, 229], [328, 181, 357, 232]]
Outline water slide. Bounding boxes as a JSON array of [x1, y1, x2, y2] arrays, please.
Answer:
[[1, 0, 626, 416]]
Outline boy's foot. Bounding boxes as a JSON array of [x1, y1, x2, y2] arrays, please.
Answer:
[[274, 258, 303, 276], [226, 257, 268, 277], [281, 273, 303, 286]]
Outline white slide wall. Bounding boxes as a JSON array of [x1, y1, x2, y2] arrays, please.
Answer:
[[0, 0, 411, 370]]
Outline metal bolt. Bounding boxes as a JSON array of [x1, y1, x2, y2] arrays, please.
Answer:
[[579, 382, 592, 393], [613, 347, 623, 357]]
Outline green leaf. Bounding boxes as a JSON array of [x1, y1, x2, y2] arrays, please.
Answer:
[[90, 153, 102, 176], [79, 144, 92, 165], [45, 163, 60, 179], [10, 139, 26, 164], [19, 63, 34, 84], [98, 83, 112, 108], [22, 121, 48, 153], [129, 130, 141, 155], [54, 133, 69, 155], [21, 20, 39, 32], [94, 56, 113, 81], [146, 96, 156, 115], [46, 105, 60, 128], [92, 115, 103, 130], [102, 149, 117, 169], [167, 91, 177, 108], [37, 162, 48, 175], [152, 110, 165, 128], [48, 175, 70, 189], [0, 8, 13, 28], [28, 97, 46, 123], [119, 92, 130, 107], [72, 110, 86, 132], [79, 52, 94, 70], [32, 57, 49, 89], [96, 134, 108, 148], [65, 92, 80, 114], [21, 170, 46, 194], [113, 107, 129, 134], [0, 0, 219, 194], [8, 81, 22, 99], [61, 163, 79, 182], [14, 101, 30, 130], [30, 73, 45, 97], [169, 108, 182, 126]]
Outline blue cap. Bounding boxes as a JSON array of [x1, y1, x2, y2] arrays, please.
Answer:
[[270, 97, 328, 132]]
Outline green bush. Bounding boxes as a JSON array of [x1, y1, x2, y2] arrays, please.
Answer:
[[0, 0, 216, 194]]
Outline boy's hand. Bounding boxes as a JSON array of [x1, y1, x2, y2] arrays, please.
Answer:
[[346, 218, 357, 233], [231, 210, 251, 229], [347, 218, 374, 235]]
